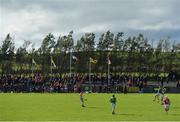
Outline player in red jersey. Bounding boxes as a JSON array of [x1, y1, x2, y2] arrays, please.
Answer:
[[163, 96, 170, 114]]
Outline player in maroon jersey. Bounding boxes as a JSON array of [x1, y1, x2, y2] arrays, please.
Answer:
[[163, 96, 170, 114]]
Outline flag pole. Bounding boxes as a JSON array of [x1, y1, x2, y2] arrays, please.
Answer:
[[31, 58, 34, 76], [51, 56, 53, 78], [89, 59, 91, 83], [70, 49, 72, 77], [89, 58, 92, 92], [108, 55, 110, 86]]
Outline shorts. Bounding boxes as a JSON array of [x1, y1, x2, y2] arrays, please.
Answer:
[[80, 97, 84, 102], [155, 93, 160, 96], [112, 103, 116, 109], [164, 104, 170, 110]]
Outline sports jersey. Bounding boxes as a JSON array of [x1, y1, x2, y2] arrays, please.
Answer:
[[164, 98, 170, 105], [110, 97, 116, 104]]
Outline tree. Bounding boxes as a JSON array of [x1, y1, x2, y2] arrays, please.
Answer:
[[54, 35, 64, 53], [16, 40, 31, 55], [16, 40, 31, 74], [163, 38, 171, 52], [54, 31, 74, 53], [75, 39, 82, 52], [75, 33, 95, 52], [173, 43, 180, 52], [156, 38, 171, 52], [38, 33, 55, 75], [97, 30, 114, 51], [136, 34, 151, 52], [0, 34, 15, 75], [123, 37, 131, 51], [0, 31, 179, 76], [112, 32, 124, 51], [1, 34, 15, 55], [97, 33, 104, 51], [39, 33, 55, 54], [67, 30, 74, 52]]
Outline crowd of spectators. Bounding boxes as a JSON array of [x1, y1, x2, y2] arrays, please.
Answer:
[[0, 73, 179, 93]]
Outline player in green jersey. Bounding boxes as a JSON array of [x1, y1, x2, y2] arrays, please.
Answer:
[[110, 94, 117, 114]]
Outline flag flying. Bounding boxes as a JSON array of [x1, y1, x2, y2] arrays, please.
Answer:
[[32, 59, 37, 66], [72, 55, 78, 62], [51, 57, 57, 68], [89, 57, 97, 64], [108, 56, 111, 65]]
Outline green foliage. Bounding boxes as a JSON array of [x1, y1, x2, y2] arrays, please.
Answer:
[[97, 30, 114, 51], [39, 33, 55, 54], [1, 34, 15, 55], [113, 32, 124, 51], [75, 33, 95, 52], [54, 31, 74, 53], [0, 34, 15, 74], [0, 32, 180, 75]]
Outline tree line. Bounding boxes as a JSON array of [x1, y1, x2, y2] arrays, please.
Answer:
[[0, 31, 180, 76]]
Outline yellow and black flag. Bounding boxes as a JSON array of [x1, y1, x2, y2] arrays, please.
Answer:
[[89, 57, 98, 64], [32, 59, 37, 66], [51, 57, 57, 68]]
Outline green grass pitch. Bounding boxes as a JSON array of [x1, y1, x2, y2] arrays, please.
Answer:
[[0, 93, 180, 121]]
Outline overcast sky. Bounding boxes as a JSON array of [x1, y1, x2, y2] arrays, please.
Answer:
[[0, 0, 180, 48]]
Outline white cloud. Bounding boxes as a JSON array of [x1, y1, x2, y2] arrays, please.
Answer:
[[139, 21, 180, 31], [0, 0, 180, 48], [78, 24, 110, 33]]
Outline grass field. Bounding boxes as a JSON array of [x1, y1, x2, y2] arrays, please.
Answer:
[[0, 93, 180, 121]]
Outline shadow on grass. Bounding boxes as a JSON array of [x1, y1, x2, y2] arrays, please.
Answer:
[[171, 114, 180, 116], [85, 106, 104, 109], [172, 107, 180, 109], [115, 113, 142, 116]]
